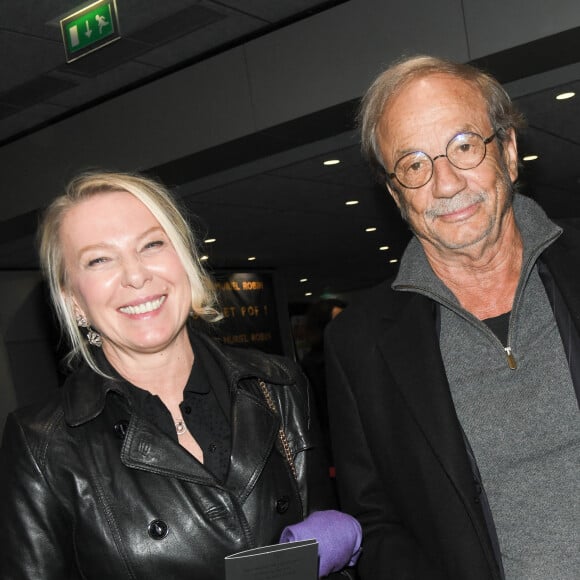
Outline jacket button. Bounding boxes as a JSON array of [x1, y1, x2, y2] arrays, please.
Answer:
[[148, 519, 169, 540], [114, 420, 130, 439], [275, 495, 290, 514]]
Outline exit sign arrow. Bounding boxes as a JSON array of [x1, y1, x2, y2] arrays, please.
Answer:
[[60, 0, 120, 63]]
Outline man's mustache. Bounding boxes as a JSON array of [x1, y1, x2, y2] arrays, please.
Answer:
[[425, 192, 486, 218]]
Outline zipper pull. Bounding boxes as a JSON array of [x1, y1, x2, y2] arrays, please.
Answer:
[[505, 346, 517, 370]]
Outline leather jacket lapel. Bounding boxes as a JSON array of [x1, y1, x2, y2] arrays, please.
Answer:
[[120, 390, 279, 496], [121, 414, 215, 484], [64, 333, 288, 492], [226, 388, 279, 503]]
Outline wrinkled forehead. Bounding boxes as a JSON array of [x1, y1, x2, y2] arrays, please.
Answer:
[[377, 74, 490, 158], [384, 73, 487, 125]]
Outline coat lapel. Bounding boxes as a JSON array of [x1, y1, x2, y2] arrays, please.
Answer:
[[374, 289, 502, 576], [226, 389, 279, 503], [376, 291, 483, 510], [120, 389, 279, 495], [67, 332, 286, 492], [544, 226, 580, 333], [121, 414, 215, 484]]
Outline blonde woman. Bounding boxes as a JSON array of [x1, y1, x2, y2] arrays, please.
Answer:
[[0, 171, 360, 579]]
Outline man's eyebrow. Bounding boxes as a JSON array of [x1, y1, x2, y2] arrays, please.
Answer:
[[393, 126, 485, 159]]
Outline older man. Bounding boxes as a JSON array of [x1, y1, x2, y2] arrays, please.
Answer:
[[326, 55, 580, 580]]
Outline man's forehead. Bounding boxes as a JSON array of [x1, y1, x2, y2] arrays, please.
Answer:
[[379, 74, 489, 149], [387, 73, 485, 115]]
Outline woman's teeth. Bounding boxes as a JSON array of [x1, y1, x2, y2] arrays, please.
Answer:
[[119, 295, 166, 315]]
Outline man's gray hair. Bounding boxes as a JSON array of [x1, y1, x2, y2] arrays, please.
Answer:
[[358, 54, 526, 183]]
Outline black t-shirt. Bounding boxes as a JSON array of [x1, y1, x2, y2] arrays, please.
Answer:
[[482, 311, 510, 346]]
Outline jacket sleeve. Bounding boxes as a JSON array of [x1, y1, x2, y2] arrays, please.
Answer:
[[325, 331, 443, 580], [0, 411, 73, 579]]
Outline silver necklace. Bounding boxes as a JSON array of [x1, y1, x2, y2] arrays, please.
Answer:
[[175, 420, 187, 436]]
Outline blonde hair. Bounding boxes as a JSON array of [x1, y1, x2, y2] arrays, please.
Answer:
[[358, 54, 526, 182], [38, 170, 221, 374]]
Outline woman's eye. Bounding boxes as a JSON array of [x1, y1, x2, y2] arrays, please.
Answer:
[[144, 240, 164, 250], [87, 256, 108, 267]]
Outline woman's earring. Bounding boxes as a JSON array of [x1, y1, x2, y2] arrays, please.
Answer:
[[76, 315, 87, 328], [76, 315, 102, 347], [86, 329, 103, 347]]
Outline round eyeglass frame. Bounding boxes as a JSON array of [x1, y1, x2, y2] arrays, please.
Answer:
[[387, 131, 498, 189]]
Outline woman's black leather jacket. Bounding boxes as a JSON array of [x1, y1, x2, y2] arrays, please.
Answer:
[[0, 333, 339, 579]]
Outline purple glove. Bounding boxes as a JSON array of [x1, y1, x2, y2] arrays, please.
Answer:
[[279, 510, 362, 577]]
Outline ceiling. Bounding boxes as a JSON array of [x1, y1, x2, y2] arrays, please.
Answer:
[[0, 0, 348, 145], [2, 1, 580, 305]]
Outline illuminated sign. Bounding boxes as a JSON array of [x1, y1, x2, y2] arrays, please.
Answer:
[[60, 0, 120, 63]]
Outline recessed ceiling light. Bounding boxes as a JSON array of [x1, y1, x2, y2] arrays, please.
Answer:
[[345, 200, 359, 206], [300, 278, 308, 283], [305, 292, 313, 297], [200, 255, 209, 261], [556, 91, 575, 100], [523, 155, 538, 161], [379, 245, 390, 251], [323, 159, 340, 166], [204, 238, 216, 243], [248, 256, 256, 261], [365, 227, 377, 232], [389, 258, 398, 264]]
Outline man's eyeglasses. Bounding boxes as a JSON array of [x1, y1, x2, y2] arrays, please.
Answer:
[[388, 131, 498, 189]]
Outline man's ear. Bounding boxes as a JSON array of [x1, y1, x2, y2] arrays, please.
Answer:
[[504, 128, 519, 183]]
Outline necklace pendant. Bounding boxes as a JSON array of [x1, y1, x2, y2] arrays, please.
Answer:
[[175, 420, 186, 435]]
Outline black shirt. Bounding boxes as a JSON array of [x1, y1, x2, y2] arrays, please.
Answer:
[[106, 333, 232, 482], [482, 311, 510, 346]]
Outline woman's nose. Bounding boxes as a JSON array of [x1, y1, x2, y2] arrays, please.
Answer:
[[121, 256, 151, 288]]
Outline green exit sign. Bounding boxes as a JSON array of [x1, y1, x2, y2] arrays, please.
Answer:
[[60, 0, 120, 63]]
